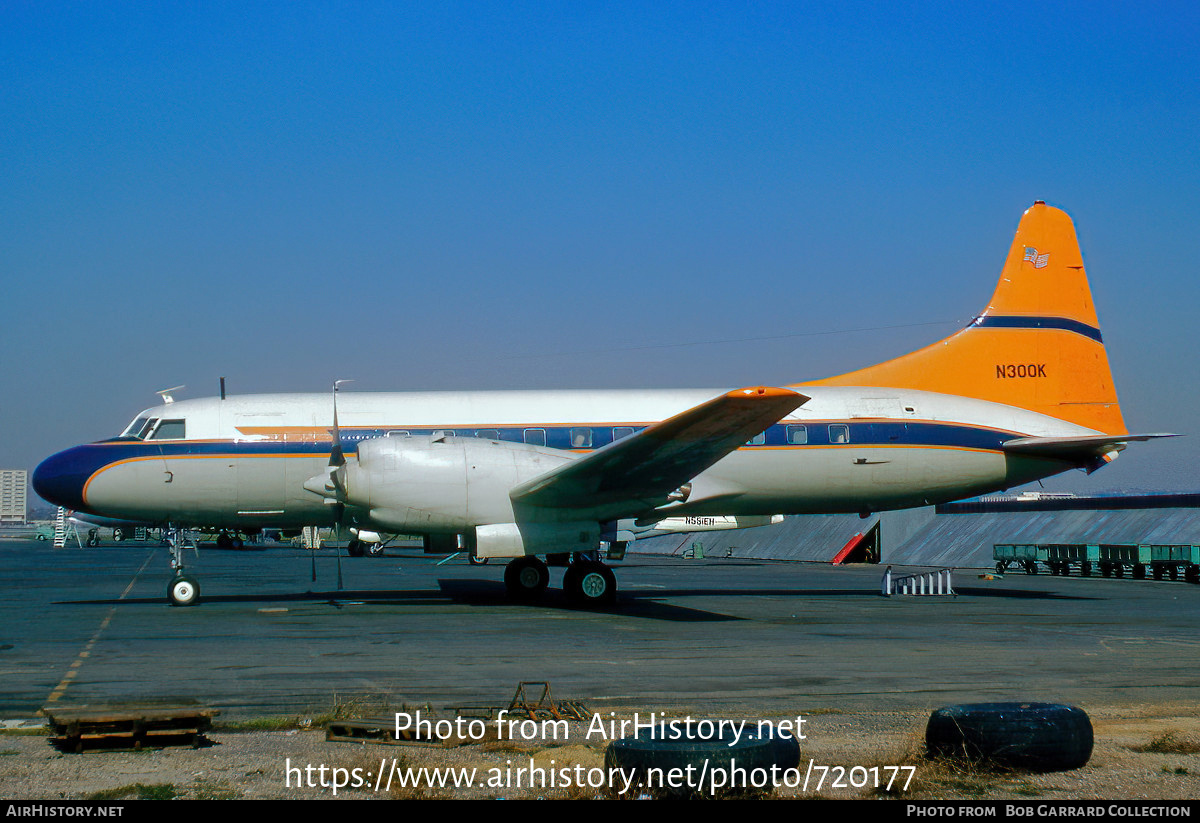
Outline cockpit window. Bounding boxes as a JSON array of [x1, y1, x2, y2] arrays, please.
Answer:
[[121, 417, 151, 438], [149, 419, 186, 440]]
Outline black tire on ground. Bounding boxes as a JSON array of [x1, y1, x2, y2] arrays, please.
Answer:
[[564, 560, 617, 607], [605, 728, 800, 798], [346, 540, 364, 557], [925, 702, 1093, 772], [167, 575, 200, 607], [504, 557, 549, 600]]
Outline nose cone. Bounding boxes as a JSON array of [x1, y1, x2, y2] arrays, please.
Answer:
[[33, 447, 94, 511]]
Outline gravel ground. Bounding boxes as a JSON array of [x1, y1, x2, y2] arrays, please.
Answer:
[[2, 703, 1199, 800]]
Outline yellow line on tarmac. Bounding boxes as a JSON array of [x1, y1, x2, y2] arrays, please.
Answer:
[[44, 550, 157, 706]]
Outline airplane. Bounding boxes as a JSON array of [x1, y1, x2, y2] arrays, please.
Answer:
[[33, 202, 1172, 607]]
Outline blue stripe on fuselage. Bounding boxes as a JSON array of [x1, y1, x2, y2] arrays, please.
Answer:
[[107, 420, 1016, 452], [33, 420, 1022, 512]]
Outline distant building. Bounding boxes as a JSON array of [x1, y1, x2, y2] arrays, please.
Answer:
[[0, 470, 28, 525]]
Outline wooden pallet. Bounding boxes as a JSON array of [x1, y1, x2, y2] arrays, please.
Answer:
[[325, 717, 440, 746], [42, 701, 218, 753]]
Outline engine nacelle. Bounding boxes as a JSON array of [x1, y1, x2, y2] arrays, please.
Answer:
[[474, 521, 601, 559], [345, 435, 574, 534]]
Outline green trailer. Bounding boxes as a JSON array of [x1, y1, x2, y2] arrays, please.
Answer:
[[1095, 544, 1153, 579], [993, 542, 1199, 582], [1042, 543, 1101, 577], [993, 544, 1041, 574], [1146, 544, 1200, 583]]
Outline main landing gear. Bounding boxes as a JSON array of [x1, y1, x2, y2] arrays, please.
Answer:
[[503, 555, 617, 607]]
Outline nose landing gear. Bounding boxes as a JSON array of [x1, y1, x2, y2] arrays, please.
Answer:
[[165, 526, 200, 607]]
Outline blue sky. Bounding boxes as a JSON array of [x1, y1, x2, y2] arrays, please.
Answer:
[[3, 2, 1197, 493]]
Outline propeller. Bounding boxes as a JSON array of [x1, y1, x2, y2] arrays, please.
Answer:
[[304, 380, 354, 590], [324, 379, 353, 514], [329, 380, 354, 590]]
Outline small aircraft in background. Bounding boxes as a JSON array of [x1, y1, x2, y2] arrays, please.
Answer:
[[34, 202, 1172, 606]]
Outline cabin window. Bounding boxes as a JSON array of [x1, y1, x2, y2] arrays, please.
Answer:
[[829, 424, 850, 444], [149, 419, 186, 440], [475, 429, 500, 440], [432, 429, 456, 438], [524, 428, 546, 446], [613, 426, 634, 441], [746, 431, 766, 446], [786, 424, 808, 445], [570, 427, 593, 448], [385, 430, 410, 438]]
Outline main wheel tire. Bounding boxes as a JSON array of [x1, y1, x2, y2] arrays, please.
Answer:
[[564, 561, 617, 607], [926, 702, 1092, 772], [346, 539, 364, 557], [167, 576, 199, 607], [504, 557, 549, 600], [216, 532, 233, 549]]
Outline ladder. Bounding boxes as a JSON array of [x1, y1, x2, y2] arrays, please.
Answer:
[[52, 507, 82, 549]]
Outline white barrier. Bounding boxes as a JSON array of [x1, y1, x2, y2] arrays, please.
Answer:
[[881, 565, 955, 596]]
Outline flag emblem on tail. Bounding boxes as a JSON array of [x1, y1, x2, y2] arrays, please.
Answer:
[[1023, 247, 1050, 268]]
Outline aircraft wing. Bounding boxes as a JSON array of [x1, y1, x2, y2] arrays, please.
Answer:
[[511, 386, 807, 515], [1001, 432, 1179, 461]]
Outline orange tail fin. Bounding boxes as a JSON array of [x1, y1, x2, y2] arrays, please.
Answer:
[[797, 202, 1127, 434]]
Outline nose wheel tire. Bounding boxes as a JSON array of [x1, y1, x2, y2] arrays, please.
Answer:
[[504, 557, 550, 600], [168, 575, 199, 607], [564, 560, 617, 607]]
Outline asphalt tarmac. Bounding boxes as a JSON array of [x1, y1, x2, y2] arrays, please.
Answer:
[[2, 539, 1198, 720]]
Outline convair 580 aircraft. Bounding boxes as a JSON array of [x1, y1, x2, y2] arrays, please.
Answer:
[[33, 203, 1170, 606]]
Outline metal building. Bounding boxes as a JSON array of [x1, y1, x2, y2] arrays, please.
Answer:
[[632, 494, 1200, 569], [0, 470, 28, 525]]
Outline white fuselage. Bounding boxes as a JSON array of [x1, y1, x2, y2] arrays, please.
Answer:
[[48, 386, 1094, 533]]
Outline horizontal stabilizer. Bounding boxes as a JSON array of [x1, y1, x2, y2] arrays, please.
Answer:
[[1002, 432, 1179, 461], [512, 386, 807, 516]]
